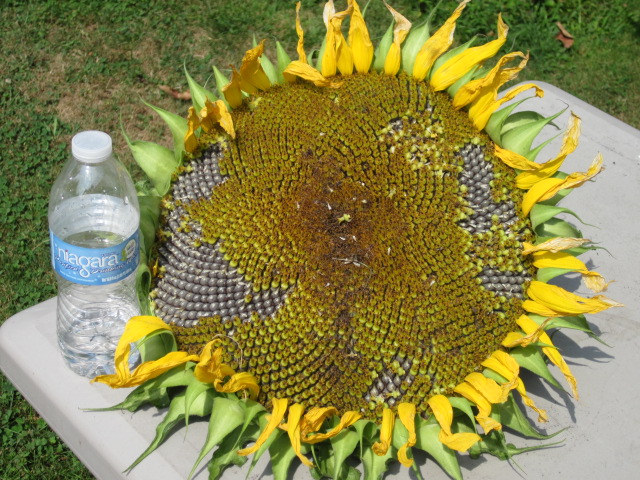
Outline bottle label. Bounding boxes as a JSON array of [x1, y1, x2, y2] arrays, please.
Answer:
[[50, 230, 140, 286]]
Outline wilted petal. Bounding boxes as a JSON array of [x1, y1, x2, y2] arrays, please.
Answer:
[[239, 40, 272, 91], [383, 2, 411, 75], [412, 0, 470, 80], [304, 411, 361, 443], [200, 99, 236, 139], [516, 113, 581, 189], [300, 406, 338, 437], [372, 407, 395, 455], [222, 67, 244, 108], [286, 403, 314, 466], [238, 398, 288, 455], [522, 154, 603, 215], [284, 60, 342, 87], [468, 82, 542, 131], [185, 106, 200, 153], [397, 403, 416, 467], [215, 371, 260, 399], [494, 144, 539, 171], [522, 237, 592, 254], [193, 341, 234, 384], [524, 280, 623, 316], [295, 2, 307, 63], [431, 14, 508, 91]]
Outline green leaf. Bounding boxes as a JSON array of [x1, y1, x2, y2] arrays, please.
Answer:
[[490, 394, 563, 440], [207, 423, 261, 480], [501, 108, 565, 156], [275, 41, 291, 83], [330, 429, 360, 478], [500, 111, 546, 138], [536, 267, 577, 283], [529, 203, 587, 230], [184, 381, 214, 428], [361, 445, 392, 480], [247, 421, 284, 478], [315, 32, 328, 72], [352, 419, 374, 459], [135, 327, 177, 362], [258, 47, 279, 86], [126, 392, 188, 472], [485, 95, 533, 143], [372, 22, 394, 71], [124, 133, 177, 195], [142, 100, 187, 161], [535, 217, 582, 240], [527, 133, 560, 162], [84, 384, 169, 412], [449, 397, 476, 426], [138, 194, 160, 257], [470, 429, 563, 461], [529, 314, 609, 346], [414, 416, 462, 480], [185, 67, 217, 112], [269, 430, 299, 480], [212, 66, 230, 101], [401, 20, 430, 75], [509, 345, 563, 390], [189, 396, 246, 479]]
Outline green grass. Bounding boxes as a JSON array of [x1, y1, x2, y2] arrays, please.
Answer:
[[0, 0, 638, 477]]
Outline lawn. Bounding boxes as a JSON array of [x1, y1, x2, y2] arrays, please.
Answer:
[[1, 0, 638, 478]]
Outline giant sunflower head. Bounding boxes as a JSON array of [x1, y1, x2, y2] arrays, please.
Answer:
[[94, 1, 622, 478]]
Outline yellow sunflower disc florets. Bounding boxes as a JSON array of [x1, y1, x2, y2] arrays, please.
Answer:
[[151, 73, 535, 418]]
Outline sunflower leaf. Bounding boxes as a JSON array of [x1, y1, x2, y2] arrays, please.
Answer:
[[188, 396, 246, 479], [529, 204, 588, 230], [142, 100, 187, 161], [207, 424, 254, 480], [135, 327, 177, 362], [124, 133, 177, 196], [269, 430, 299, 480], [125, 392, 187, 472], [527, 133, 560, 162], [535, 217, 582, 240], [84, 385, 169, 412], [490, 394, 563, 440], [501, 108, 564, 156], [485, 96, 533, 143], [372, 22, 394, 71], [184, 67, 217, 112], [536, 267, 577, 283], [449, 396, 476, 426], [529, 314, 609, 346], [401, 20, 430, 74], [275, 42, 291, 83], [330, 428, 361, 479], [184, 381, 214, 429], [259, 51, 279, 86], [361, 444, 393, 480], [470, 429, 563, 460], [509, 345, 564, 390], [414, 416, 463, 480], [246, 423, 284, 477], [500, 110, 546, 137]]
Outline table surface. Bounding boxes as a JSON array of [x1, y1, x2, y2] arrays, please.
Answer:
[[2, 82, 640, 480]]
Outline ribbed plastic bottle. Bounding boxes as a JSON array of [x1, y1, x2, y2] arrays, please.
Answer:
[[48, 131, 141, 378]]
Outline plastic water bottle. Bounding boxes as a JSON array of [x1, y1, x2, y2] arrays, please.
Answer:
[[48, 131, 141, 378]]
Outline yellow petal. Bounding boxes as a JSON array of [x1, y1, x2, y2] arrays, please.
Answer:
[[494, 144, 539, 171], [524, 280, 623, 316], [517, 315, 579, 399], [431, 14, 508, 91], [453, 51, 527, 109], [453, 382, 501, 433], [468, 82, 543, 131], [428, 394, 481, 451], [464, 372, 509, 404], [92, 315, 178, 386], [372, 407, 395, 455], [501, 315, 551, 348], [412, 0, 470, 80], [522, 237, 592, 254], [238, 398, 288, 455], [531, 250, 589, 271], [239, 39, 272, 91], [516, 113, 581, 189], [321, 1, 352, 76], [481, 351, 548, 423], [348, 0, 374, 73], [300, 406, 338, 437], [383, 2, 411, 76], [304, 411, 361, 444], [397, 403, 416, 467], [200, 99, 236, 139], [222, 67, 244, 109], [283, 60, 342, 88], [215, 371, 260, 400], [295, 2, 307, 63], [93, 351, 198, 388], [286, 403, 314, 467], [185, 106, 200, 153], [522, 154, 603, 215], [193, 341, 234, 384]]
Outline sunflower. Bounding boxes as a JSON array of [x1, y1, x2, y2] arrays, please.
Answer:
[[93, 1, 622, 479]]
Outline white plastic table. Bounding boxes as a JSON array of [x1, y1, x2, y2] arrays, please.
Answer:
[[2, 82, 640, 480]]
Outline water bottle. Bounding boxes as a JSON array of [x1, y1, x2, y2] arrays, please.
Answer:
[[48, 131, 141, 378]]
